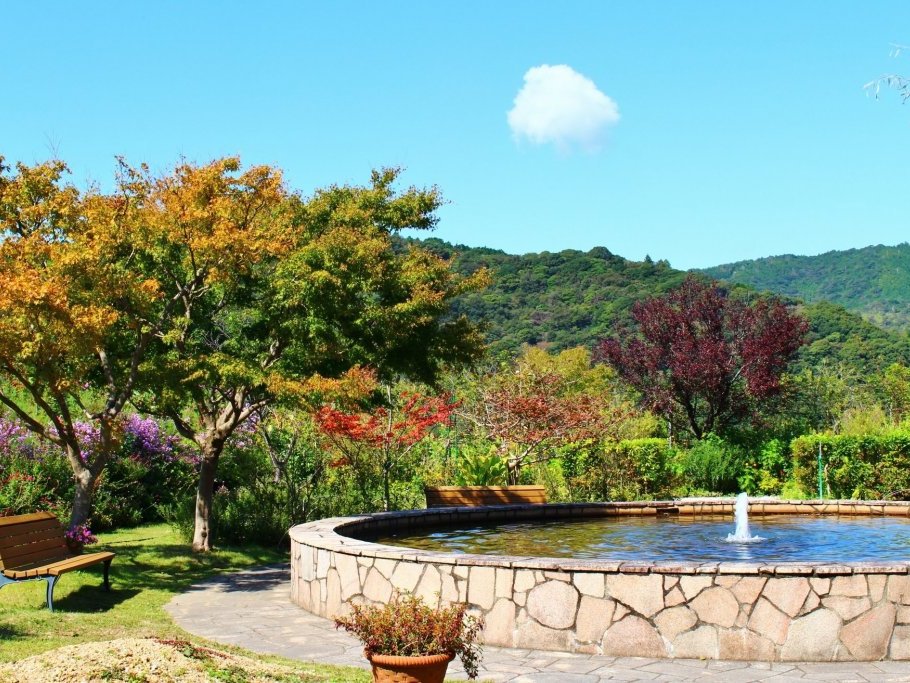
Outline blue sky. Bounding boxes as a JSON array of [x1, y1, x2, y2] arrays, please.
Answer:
[[3, 1, 910, 269]]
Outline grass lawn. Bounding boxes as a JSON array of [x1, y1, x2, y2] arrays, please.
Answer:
[[0, 523, 370, 682]]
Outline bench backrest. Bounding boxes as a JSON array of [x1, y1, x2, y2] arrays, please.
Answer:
[[0, 512, 69, 571], [425, 485, 548, 508]]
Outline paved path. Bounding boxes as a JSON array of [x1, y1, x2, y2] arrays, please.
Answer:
[[165, 565, 910, 682]]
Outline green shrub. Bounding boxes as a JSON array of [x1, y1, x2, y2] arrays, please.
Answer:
[[675, 435, 744, 495], [737, 438, 790, 495], [569, 438, 676, 501], [0, 415, 195, 529], [781, 479, 809, 499], [162, 419, 414, 546], [0, 447, 71, 519], [791, 431, 910, 499], [454, 447, 507, 486]]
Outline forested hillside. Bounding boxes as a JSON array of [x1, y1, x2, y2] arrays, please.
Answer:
[[701, 243, 910, 333], [420, 239, 684, 352], [414, 238, 910, 373]]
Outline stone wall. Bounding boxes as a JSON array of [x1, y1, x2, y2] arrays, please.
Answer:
[[289, 501, 910, 661]]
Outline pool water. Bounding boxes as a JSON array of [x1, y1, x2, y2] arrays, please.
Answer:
[[373, 514, 910, 563]]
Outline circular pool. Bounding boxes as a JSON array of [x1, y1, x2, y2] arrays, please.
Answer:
[[289, 500, 910, 661], [373, 514, 910, 564]]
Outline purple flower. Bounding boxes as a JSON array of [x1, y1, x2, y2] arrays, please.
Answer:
[[0, 419, 26, 452], [122, 414, 187, 464], [227, 411, 259, 451], [64, 523, 97, 545]]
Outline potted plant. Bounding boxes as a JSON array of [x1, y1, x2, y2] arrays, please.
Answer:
[[64, 522, 98, 555], [334, 592, 483, 682]]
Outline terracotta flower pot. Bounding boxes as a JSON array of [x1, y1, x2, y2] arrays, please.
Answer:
[[65, 539, 84, 555], [365, 650, 454, 683]]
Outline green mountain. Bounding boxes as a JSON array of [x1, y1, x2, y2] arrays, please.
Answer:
[[414, 238, 910, 374], [701, 243, 910, 333], [419, 239, 685, 353]]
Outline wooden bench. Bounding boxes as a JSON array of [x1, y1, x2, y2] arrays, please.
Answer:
[[425, 485, 548, 508], [0, 512, 114, 611]]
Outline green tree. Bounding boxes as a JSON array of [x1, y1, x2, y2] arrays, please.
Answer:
[[881, 363, 910, 424], [130, 161, 486, 549], [784, 362, 866, 433]]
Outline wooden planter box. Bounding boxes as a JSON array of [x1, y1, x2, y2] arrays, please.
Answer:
[[424, 485, 547, 508]]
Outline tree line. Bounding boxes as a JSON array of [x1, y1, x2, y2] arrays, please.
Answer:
[[0, 157, 485, 550], [3, 154, 910, 551]]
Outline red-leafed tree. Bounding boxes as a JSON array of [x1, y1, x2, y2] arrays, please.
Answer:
[[314, 387, 455, 511], [462, 358, 626, 485], [596, 276, 807, 440]]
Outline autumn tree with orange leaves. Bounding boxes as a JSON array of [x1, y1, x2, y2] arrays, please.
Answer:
[[314, 387, 456, 511], [0, 157, 172, 528]]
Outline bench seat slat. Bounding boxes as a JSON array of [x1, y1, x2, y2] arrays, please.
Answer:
[[429, 486, 543, 492], [427, 492, 547, 496], [47, 552, 116, 576], [3, 557, 68, 577], [2, 551, 114, 579], [426, 495, 548, 502], [426, 499, 547, 506], [425, 485, 548, 508]]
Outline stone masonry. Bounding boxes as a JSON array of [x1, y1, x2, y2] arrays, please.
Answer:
[[289, 500, 910, 662]]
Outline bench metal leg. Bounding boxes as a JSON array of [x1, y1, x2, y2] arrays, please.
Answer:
[[3, 560, 112, 612], [45, 576, 57, 612]]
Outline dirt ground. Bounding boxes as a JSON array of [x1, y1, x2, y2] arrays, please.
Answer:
[[0, 637, 307, 683]]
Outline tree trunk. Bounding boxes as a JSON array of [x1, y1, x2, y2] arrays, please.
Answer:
[[382, 460, 391, 512], [193, 454, 220, 552], [70, 467, 97, 529], [507, 458, 520, 486]]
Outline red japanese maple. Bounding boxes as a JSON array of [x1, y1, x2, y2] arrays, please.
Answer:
[[464, 370, 622, 484], [315, 390, 455, 510]]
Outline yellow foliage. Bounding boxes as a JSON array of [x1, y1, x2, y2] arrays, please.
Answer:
[[268, 367, 378, 407]]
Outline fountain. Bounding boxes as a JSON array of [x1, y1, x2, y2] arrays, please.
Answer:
[[725, 491, 763, 542], [290, 498, 910, 662]]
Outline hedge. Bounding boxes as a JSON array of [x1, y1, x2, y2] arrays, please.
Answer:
[[791, 431, 910, 499], [570, 438, 676, 502]]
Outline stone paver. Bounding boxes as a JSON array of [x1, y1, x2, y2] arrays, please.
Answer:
[[165, 565, 910, 682]]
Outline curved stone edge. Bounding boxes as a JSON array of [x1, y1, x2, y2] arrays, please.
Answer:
[[289, 500, 910, 661]]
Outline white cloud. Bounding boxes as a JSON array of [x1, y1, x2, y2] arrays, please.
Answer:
[[507, 64, 620, 152]]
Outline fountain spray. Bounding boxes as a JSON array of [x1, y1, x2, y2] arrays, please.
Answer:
[[726, 492, 763, 543]]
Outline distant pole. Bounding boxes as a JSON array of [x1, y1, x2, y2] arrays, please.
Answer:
[[817, 442, 824, 499]]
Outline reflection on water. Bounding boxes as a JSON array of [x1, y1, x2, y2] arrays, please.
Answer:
[[373, 515, 910, 563]]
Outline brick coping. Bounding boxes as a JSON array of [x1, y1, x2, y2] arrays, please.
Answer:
[[288, 499, 910, 577]]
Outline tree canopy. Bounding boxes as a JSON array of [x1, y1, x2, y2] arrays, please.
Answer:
[[0, 157, 169, 526], [121, 161, 487, 549], [597, 276, 807, 440], [0, 157, 487, 548]]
